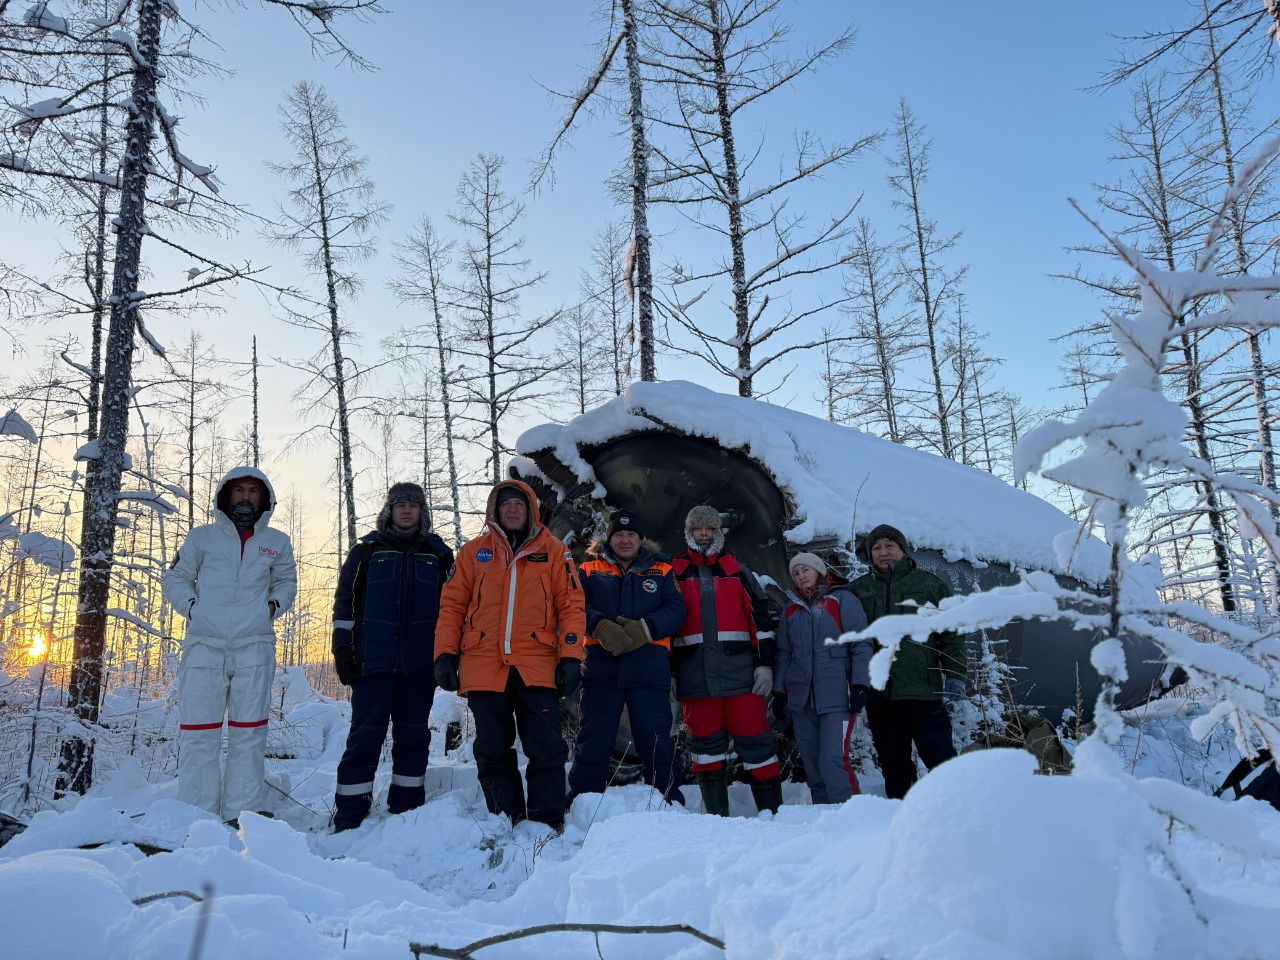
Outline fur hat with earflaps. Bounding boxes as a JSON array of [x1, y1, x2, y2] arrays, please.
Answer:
[[377, 481, 431, 540], [684, 504, 725, 556]]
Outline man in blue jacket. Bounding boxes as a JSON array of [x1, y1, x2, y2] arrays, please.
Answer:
[[568, 511, 687, 805], [331, 482, 454, 831]]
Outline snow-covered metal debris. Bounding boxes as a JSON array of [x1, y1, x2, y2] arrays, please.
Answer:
[[516, 380, 1113, 583]]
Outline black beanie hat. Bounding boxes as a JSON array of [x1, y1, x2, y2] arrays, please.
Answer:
[[606, 511, 643, 541], [495, 485, 529, 511], [865, 523, 910, 556]]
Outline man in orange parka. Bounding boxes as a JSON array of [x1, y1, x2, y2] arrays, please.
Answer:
[[433, 479, 586, 829]]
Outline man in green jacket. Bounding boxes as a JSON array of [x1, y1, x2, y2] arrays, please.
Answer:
[[850, 524, 967, 799]]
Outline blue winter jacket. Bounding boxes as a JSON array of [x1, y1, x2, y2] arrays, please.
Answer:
[[773, 584, 872, 714], [579, 542, 687, 643], [332, 530, 454, 678]]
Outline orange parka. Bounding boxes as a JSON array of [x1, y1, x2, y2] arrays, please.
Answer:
[[434, 480, 586, 694]]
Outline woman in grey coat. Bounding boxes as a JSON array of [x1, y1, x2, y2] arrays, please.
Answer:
[[773, 553, 872, 804]]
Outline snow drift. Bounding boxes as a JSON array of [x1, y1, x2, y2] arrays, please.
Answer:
[[2, 746, 1277, 959]]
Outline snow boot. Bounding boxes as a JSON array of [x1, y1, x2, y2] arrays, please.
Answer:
[[750, 778, 783, 814], [333, 790, 373, 833], [697, 770, 730, 817]]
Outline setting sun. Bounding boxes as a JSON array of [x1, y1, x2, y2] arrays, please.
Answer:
[[26, 631, 48, 661]]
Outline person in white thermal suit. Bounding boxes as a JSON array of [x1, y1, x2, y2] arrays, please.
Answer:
[[163, 467, 297, 820]]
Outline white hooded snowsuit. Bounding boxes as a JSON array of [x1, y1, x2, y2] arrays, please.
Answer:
[[163, 467, 296, 819]]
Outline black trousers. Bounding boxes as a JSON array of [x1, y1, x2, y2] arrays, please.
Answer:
[[468, 668, 568, 826], [334, 673, 435, 828], [865, 695, 956, 800]]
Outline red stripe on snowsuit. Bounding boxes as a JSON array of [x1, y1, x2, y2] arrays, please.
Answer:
[[180, 721, 224, 731], [842, 713, 862, 795], [683, 693, 780, 781], [227, 718, 268, 728]]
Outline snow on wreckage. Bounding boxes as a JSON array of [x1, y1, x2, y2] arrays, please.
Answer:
[[513, 380, 1171, 720]]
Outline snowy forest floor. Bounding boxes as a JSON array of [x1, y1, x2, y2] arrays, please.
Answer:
[[1, 675, 1279, 960]]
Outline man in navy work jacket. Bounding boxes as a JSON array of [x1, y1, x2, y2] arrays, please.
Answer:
[[330, 482, 454, 831], [568, 511, 687, 805]]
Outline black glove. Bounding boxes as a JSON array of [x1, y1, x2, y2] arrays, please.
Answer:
[[333, 646, 360, 686], [770, 691, 789, 724], [848, 683, 868, 714], [556, 657, 582, 700], [434, 653, 460, 693]]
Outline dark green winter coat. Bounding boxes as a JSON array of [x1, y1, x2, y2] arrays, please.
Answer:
[[850, 556, 966, 700]]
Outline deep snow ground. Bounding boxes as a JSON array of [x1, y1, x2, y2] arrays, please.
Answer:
[[2, 684, 1279, 960]]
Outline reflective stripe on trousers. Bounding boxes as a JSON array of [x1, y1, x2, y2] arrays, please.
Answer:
[[673, 630, 751, 647]]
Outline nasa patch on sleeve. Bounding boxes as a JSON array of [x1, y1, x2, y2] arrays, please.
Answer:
[[476, 548, 494, 563]]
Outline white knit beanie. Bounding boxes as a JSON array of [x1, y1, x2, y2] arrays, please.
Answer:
[[789, 552, 827, 579]]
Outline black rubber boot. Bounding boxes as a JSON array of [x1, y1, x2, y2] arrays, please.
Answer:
[[697, 770, 730, 817], [750, 778, 783, 814], [333, 791, 372, 833]]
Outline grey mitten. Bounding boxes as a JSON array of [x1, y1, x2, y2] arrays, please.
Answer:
[[943, 676, 966, 703]]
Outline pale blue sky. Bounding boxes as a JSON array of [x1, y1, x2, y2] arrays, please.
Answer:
[[2, 0, 1203, 525]]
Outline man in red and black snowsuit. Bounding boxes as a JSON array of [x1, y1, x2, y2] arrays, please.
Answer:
[[671, 504, 782, 816]]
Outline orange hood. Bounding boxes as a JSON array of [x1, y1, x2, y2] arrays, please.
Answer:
[[485, 478, 543, 539]]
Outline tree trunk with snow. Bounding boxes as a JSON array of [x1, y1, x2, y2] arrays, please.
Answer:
[[85, 49, 114, 444], [622, 0, 656, 382], [58, 0, 164, 796]]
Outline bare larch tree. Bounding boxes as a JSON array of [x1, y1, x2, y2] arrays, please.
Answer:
[[267, 79, 388, 548], [644, 0, 877, 397], [888, 100, 966, 459], [391, 216, 465, 547], [450, 154, 554, 485], [840, 217, 917, 442]]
